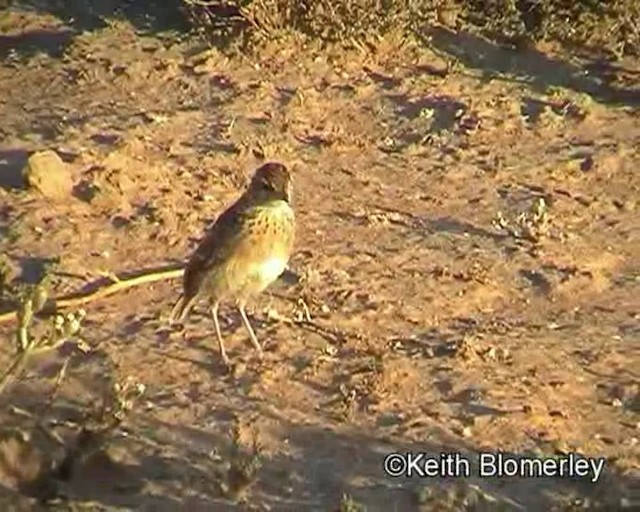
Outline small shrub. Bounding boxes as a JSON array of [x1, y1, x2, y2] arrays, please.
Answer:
[[178, 0, 640, 57], [465, 0, 640, 56]]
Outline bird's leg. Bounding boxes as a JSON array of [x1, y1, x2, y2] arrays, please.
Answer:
[[238, 302, 263, 358], [211, 302, 230, 366]]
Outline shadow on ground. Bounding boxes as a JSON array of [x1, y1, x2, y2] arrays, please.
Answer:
[[1, 0, 188, 60], [422, 27, 640, 108], [0, 149, 28, 190], [0, 28, 75, 60], [0, 370, 636, 511]]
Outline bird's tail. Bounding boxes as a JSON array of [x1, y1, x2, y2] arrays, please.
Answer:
[[169, 294, 197, 325]]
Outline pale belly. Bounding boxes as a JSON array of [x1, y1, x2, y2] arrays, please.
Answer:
[[253, 256, 288, 287], [226, 255, 288, 298]]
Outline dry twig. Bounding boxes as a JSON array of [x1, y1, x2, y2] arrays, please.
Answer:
[[0, 267, 184, 325]]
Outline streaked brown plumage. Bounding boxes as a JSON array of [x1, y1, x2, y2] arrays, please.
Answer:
[[170, 162, 295, 366]]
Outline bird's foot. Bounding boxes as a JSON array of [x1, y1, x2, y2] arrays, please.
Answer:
[[221, 360, 236, 376], [219, 350, 232, 370]]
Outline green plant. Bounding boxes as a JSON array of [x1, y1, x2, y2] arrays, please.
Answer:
[[0, 279, 87, 395], [493, 197, 550, 244], [339, 493, 366, 512], [219, 419, 263, 501]]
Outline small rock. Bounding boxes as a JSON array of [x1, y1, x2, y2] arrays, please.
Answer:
[[622, 199, 636, 212], [580, 155, 594, 172], [437, 6, 459, 27], [22, 150, 73, 200]]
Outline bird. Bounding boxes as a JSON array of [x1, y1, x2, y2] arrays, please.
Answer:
[[169, 162, 295, 367]]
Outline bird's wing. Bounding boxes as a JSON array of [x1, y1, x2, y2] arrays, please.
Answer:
[[182, 199, 295, 300], [182, 201, 250, 299]]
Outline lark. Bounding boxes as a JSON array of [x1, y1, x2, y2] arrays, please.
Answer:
[[169, 162, 295, 366]]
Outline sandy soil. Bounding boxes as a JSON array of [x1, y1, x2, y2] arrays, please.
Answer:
[[0, 4, 638, 511]]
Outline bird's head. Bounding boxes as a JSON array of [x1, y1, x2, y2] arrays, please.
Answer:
[[248, 162, 293, 203]]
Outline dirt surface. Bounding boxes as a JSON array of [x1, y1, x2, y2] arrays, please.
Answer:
[[1, 5, 639, 512]]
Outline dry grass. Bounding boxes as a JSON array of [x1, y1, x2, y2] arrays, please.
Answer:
[[179, 0, 640, 56]]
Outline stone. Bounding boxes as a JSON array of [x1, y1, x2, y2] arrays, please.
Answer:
[[22, 150, 73, 200]]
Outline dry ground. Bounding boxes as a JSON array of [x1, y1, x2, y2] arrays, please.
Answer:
[[0, 4, 639, 512]]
